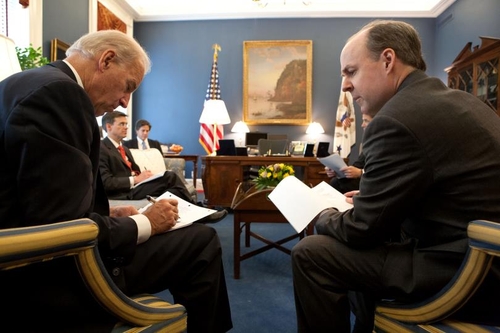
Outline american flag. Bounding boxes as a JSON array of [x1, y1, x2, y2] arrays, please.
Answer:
[[199, 44, 224, 155], [333, 86, 356, 159]]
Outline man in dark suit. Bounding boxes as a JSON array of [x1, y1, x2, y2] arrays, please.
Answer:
[[292, 20, 500, 332], [0, 30, 232, 332], [123, 118, 163, 152]]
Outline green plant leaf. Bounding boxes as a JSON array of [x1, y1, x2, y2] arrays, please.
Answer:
[[15, 44, 49, 71]]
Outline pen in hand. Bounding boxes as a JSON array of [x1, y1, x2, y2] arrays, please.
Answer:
[[146, 195, 157, 204], [146, 195, 180, 222]]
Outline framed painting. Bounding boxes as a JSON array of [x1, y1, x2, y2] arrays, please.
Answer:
[[50, 38, 70, 61], [243, 40, 313, 125]]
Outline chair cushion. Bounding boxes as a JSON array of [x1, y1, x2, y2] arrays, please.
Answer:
[[130, 149, 167, 175]]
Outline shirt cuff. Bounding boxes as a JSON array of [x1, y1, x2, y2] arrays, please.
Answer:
[[129, 176, 134, 188], [130, 214, 151, 244]]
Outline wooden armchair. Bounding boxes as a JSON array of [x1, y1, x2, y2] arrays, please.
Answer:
[[0, 218, 187, 332], [374, 219, 500, 332]]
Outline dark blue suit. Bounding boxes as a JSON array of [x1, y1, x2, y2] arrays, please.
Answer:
[[0, 61, 232, 332]]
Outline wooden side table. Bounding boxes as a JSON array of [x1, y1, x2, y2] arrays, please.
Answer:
[[231, 182, 313, 279]]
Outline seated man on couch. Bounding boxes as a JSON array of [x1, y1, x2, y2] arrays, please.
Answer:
[[123, 118, 162, 152], [100, 111, 227, 223]]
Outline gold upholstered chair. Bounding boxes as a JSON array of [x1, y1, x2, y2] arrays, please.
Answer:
[[0, 218, 187, 332], [374, 219, 500, 332]]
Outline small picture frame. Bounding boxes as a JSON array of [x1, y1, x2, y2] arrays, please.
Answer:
[[290, 141, 307, 156]]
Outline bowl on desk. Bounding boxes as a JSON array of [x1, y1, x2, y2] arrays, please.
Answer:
[[169, 144, 183, 154]]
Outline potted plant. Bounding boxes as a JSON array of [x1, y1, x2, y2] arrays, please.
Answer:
[[15, 44, 49, 70]]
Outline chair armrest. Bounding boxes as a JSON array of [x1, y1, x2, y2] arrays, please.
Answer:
[[468, 219, 500, 255], [77, 243, 186, 326], [0, 219, 98, 270], [376, 219, 500, 323]]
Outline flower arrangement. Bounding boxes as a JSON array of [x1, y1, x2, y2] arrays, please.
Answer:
[[253, 163, 295, 190]]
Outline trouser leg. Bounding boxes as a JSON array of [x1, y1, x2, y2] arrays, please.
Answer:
[[117, 224, 232, 333]]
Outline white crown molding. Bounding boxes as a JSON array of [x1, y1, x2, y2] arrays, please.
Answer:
[[122, 0, 456, 22]]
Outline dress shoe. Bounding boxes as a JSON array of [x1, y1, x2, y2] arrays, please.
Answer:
[[197, 209, 228, 224]]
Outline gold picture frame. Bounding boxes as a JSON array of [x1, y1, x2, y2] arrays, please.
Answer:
[[50, 38, 70, 61], [243, 40, 313, 125]]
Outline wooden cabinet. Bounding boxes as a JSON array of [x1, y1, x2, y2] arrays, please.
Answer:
[[445, 37, 500, 115], [201, 156, 330, 207]]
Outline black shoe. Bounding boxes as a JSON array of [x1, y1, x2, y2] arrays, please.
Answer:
[[197, 209, 228, 224]]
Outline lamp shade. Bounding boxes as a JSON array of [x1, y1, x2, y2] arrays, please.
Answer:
[[306, 122, 325, 135], [231, 121, 250, 133], [199, 99, 231, 125], [0, 34, 22, 82]]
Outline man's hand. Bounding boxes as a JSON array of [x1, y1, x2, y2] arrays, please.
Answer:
[[110, 205, 139, 217], [344, 190, 359, 204], [142, 198, 179, 235], [340, 166, 362, 179], [133, 170, 154, 184], [325, 167, 336, 178]]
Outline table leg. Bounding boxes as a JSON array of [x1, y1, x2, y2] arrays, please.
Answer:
[[234, 213, 241, 279]]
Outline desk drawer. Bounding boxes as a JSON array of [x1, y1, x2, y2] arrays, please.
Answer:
[[307, 164, 327, 179]]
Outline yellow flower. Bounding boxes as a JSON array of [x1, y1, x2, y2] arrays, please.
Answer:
[[253, 163, 295, 190]]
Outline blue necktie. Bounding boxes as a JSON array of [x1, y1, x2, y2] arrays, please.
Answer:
[[142, 141, 147, 150]]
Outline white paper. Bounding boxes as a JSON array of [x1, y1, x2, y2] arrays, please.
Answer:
[[268, 176, 353, 233], [132, 172, 164, 188], [138, 191, 217, 231], [317, 154, 348, 178]]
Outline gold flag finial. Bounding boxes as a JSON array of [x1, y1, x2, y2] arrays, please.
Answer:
[[212, 43, 221, 62]]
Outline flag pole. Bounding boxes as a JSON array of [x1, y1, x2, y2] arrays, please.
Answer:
[[210, 44, 220, 156]]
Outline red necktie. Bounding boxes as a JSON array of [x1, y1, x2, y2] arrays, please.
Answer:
[[117, 145, 132, 170]]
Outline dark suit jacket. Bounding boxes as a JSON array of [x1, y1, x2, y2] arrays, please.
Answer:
[[123, 138, 163, 152], [0, 61, 138, 330], [317, 70, 500, 299], [100, 137, 142, 199]]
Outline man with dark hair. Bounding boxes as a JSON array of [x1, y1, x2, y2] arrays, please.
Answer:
[[292, 20, 500, 332], [0, 30, 232, 332], [123, 118, 163, 152]]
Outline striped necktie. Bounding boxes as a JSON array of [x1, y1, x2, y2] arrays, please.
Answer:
[[142, 140, 147, 150]]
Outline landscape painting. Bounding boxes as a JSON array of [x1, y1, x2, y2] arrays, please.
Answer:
[[243, 40, 313, 125]]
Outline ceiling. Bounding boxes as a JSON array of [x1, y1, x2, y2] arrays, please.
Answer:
[[120, 0, 456, 22]]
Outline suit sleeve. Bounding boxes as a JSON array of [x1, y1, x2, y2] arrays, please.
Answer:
[[315, 115, 433, 248]]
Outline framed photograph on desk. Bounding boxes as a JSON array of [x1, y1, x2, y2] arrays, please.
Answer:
[[290, 141, 307, 156]]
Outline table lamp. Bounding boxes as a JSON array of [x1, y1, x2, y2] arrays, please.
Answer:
[[231, 121, 250, 147], [199, 99, 231, 155], [0, 34, 22, 81], [306, 121, 324, 141]]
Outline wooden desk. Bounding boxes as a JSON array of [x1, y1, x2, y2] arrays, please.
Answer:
[[164, 154, 198, 188], [201, 156, 329, 207]]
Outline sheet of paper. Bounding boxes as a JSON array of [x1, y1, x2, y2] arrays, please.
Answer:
[[268, 176, 353, 233], [138, 191, 217, 231], [317, 154, 348, 178], [132, 172, 164, 188]]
